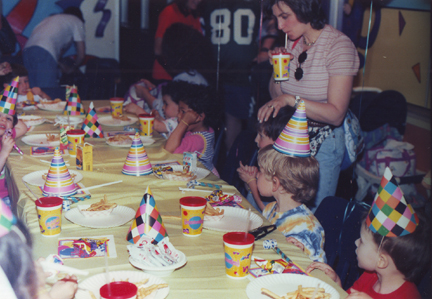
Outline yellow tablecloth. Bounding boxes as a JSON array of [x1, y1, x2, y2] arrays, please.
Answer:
[[7, 101, 347, 299]]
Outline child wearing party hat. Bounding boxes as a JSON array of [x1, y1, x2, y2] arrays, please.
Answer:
[[0, 76, 28, 209], [0, 200, 78, 299], [255, 101, 326, 262], [306, 167, 430, 298]]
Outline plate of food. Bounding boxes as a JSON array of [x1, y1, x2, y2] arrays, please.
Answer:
[[77, 196, 117, 217], [203, 206, 263, 232], [21, 134, 60, 146], [129, 250, 187, 277], [36, 100, 66, 112], [18, 115, 46, 126], [105, 134, 155, 147], [98, 115, 138, 127], [75, 270, 169, 299], [246, 273, 339, 299], [153, 165, 210, 181], [54, 115, 85, 126], [22, 169, 83, 186], [64, 205, 135, 228]]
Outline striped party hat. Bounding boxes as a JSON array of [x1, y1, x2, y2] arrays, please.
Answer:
[[0, 76, 19, 115], [367, 167, 419, 237], [63, 85, 85, 115], [122, 132, 153, 176], [0, 200, 16, 238], [81, 102, 104, 138], [126, 186, 168, 244], [42, 148, 78, 197], [273, 101, 310, 157]]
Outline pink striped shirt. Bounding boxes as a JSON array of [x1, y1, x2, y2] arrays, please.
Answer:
[[281, 25, 360, 103]]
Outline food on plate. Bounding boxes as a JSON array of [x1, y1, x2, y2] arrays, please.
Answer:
[[40, 98, 62, 104], [84, 196, 117, 211], [261, 285, 331, 299], [45, 134, 60, 142], [204, 202, 224, 221], [107, 134, 133, 145], [153, 166, 197, 180], [112, 114, 131, 121]]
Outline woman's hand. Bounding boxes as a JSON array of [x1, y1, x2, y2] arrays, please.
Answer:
[[306, 262, 342, 287], [257, 94, 293, 123]]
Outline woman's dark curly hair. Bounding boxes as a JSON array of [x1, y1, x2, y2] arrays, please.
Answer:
[[265, 0, 326, 30]]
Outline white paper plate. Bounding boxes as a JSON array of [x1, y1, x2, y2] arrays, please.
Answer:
[[129, 250, 187, 277], [154, 165, 210, 181], [246, 273, 340, 299], [18, 115, 46, 126], [106, 135, 155, 147], [65, 206, 135, 228], [37, 101, 66, 112], [203, 206, 263, 232], [98, 115, 138, 127], [22, 169, 83, 186], [55, 115, 85, 125], [75, 270, 169, 299], [21, 134, 60, 147]]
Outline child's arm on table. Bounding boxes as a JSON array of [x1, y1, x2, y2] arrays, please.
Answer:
[[31, 87, 52, 101], [123, 102, 147, 115], [306, 262, 342, 287], [237, 162, 265, 211], [153, 110, 169, 134]]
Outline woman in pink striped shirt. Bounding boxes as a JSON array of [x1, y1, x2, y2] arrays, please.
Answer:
[[258, 0, 360, 212]]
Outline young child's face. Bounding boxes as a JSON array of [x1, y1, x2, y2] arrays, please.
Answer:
[[255, 131, 274, 149], [162, 95, 179, 119], [0, 112, 14, 135], [355, 223, 380, 271], [18, 76, 30, 96], [256, 166, 273, 197]]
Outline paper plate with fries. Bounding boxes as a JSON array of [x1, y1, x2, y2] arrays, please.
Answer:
[[203, 206, 263, 232], [36, 101, 66, 112], [18, 115, 46, 126], [246, 273, 339, 299], [75, 270, 169, 299], [21, 134, 60, 146], [65, 205, 135, 228]]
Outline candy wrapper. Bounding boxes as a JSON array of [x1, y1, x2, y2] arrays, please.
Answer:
[[58, 237, 113, 259], [205, 190, 242, 207], [183, 152, 197, 174], [249, 257, 307, 278], [186, 180, 222, 189], [128, 236, 180, 267]]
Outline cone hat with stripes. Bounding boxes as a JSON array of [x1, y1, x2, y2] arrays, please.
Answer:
[[42, 148, 78, 197], [0, 76, 19, 115], [122, 132, 153, 176], [81, 102, 104, 138], [63, 85, 85, 115], [273, 100, 310, 157], [366, 167, 419, 237]]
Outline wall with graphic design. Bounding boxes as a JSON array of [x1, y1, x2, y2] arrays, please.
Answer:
[[2, 0, 119, 60]]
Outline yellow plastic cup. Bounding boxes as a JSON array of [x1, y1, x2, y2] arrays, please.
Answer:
[[223, 232, 255, 279], [272, 51, 291, 81], [35, 197, 63, 237], [67, 129, 85, 157], [110, 97, 124, 117], [179, 196, 207, 237], [139, 113, 154, 137]]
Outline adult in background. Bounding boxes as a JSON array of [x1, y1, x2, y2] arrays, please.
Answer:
[[22, 7, 85, 90], [152, 0, 203, 82], [257, 0, 359, 212]]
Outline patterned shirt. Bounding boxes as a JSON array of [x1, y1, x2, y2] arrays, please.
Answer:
[[263, 202, 326, 262]]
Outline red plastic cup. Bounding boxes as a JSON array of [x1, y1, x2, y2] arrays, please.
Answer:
[[100, 281, 138, 299]]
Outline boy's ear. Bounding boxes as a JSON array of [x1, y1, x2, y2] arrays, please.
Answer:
[[377, 252, 390, 269], [272, 176, 280, 192], [199, 112, 205, 121]]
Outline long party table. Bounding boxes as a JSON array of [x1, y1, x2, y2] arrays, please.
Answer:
[[7, 100, 347, 299]]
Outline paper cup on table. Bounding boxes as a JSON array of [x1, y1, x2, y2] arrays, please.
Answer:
[[272, 51, 291, 81], [110, 97, 124, 117], [100, 281, 138, 299], [179, 196, 207, 237], [35, 197, 63, 237], [138, 113, 154, 137], [67, 129, 85, 157], [223, 232, 255, 279]]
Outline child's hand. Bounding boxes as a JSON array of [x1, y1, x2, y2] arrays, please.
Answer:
[[346, 289, 373, 299], [181, 110, 201, 126], [0, 62, 11, 75], [139, 79, 155, 91], [306, 262, 342, 287], [237, 161, 258, 183], [151, 109, 163, 120], [123, 103, 146, 115], [48, 275, 78, 299], [31, 87, 43, 96], [1, 133, 15, 157]]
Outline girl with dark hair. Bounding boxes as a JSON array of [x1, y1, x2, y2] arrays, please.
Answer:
[[258, 0, 360, 212]]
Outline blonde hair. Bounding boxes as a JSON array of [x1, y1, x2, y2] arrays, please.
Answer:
[[257, 145, 319, 204]]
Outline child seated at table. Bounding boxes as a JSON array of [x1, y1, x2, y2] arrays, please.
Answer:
[[164, 82, 220, 176], [152, 81, 182, 138], [0, 201, 78, 299], [306, 172, 429, 298], [2, 64, 52, 105], [237, 106, 295, 212]]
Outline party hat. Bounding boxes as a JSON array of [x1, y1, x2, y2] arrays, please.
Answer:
[[126, 186, 168, 244], [81, 102, 104, 138], [273, 101, 310, 157], [0, 76, 19, 115], [0, 200, 15, 238], [42, 148, 78, 197], [63, 85, 85, 115], [122, 132, 153, 176], [366, 167, 419, 237]]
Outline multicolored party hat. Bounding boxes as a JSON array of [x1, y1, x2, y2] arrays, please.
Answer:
[[273, 100, 310, 157], [0, 200, 15, 238], [0, 76, 19, 115], [367, 167, 419, 237], [81, 102, 104, 138], [42, 148, 78, 197], [126, 186, 168, 244], [63, 85, 85, 115], [122, 132, 153, 176]]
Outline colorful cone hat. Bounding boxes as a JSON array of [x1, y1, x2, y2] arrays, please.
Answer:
[[42, 148, 78, 197], [273, 100, 310, 157], [63, 85, 85, 115], [366, 167, 419, 237], [122, 132, 153, 176], [127, 186, 168, 244], [0, 76, 19, 115], [81, 102, 104, 138], [0, 200, 16, 238]]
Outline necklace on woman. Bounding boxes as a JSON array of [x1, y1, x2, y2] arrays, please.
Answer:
[[303, 36, 316, 47]]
